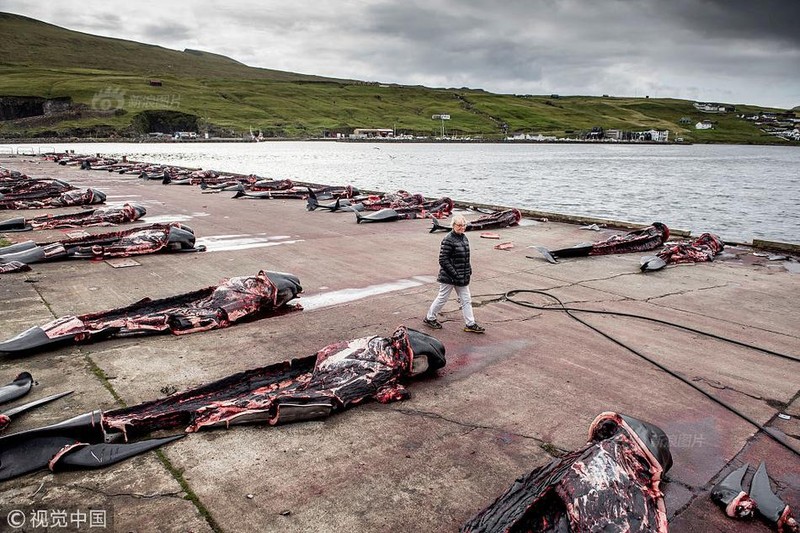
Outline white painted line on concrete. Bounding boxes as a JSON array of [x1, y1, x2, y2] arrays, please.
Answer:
[[142, 212, 209, 223], [195, 234, 300, 252], [301, 275, 436, 311]]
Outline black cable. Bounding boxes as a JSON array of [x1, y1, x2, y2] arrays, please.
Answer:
[[505, 290, 799, 363], [503, 289, 800, 457]]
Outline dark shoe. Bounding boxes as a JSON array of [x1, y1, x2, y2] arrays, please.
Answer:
[[464, 323, 485, 333], [423, 317, 442, 329]]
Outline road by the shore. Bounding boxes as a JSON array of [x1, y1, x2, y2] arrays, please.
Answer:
[[1, 155, 798, 532]]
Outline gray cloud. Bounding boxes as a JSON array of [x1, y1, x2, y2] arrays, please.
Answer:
[[1, 0, 797, 107], [659, 0, 800, 45], [140, 21, 194, 42]]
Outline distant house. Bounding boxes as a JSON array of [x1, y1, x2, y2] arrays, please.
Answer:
[[586, 126, 604, 139], [148, 79, 163, 87], [351, 128, 394, 138], [693, 102, 735, 113], [508, 133, 556, 141], [695, 120, 714, 130], [679, 117, 693, 125], [645, 129, 669, 142]]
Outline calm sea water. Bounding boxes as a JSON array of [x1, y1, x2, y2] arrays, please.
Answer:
[[3, 142, 798, 244]]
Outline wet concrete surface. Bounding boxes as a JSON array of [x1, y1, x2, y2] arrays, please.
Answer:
[[1, 155, 798, 532]]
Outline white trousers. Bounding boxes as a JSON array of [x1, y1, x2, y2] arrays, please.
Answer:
[[426, 283, 475, 325]]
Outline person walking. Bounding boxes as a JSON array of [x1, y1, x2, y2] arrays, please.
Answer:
[[423, 214, 485, 333]]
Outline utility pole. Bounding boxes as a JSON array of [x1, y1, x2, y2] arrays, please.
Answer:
[[431, 114, 451, 138]]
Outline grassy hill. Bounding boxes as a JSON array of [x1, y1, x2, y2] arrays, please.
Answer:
[[0, 12, 795, 144], [0, 13, 339, 82]]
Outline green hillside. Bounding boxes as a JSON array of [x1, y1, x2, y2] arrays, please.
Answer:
[[0, 12, 795, 144], [0, 13, 338, 82]]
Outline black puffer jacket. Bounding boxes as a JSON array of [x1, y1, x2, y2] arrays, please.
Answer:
[[437, 231, 471, 286]]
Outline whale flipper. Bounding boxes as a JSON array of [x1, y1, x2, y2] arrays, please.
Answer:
[[640, 256, 667, 272], [0, 372, 33, 405]]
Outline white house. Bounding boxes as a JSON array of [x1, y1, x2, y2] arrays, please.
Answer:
[[643, 129, 669, 142], [351, 128, 394, 138], [693, 102, 735, 113], [695, 120, 714, 130]]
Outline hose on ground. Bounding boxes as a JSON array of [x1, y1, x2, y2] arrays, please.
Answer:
[[503, 289, 800, 458]]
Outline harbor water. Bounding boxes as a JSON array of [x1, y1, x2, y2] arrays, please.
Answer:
[[3, 142, 798, 244]]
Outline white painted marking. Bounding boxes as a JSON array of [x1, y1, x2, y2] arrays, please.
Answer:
[[142, 214, 197, 223], [195, 234, 300, 252], [301, 276, 436, 310]]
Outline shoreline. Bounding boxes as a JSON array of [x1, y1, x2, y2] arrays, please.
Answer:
[[3, 136, 799, 148], [7, 137, 799, 147]]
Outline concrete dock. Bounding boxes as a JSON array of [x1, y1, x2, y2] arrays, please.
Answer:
[[1, 155, 798, 532]]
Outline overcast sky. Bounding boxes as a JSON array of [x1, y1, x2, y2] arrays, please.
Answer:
[[3, 0, 798, 108]]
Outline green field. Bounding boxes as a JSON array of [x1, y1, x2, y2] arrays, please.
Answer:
[[0, 12, 795, 144]]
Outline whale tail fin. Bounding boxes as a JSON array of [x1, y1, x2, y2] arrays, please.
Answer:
[[52, 435, 185, 472], [306, 188, 319, 211], [547, 243, 594, 260], [429, 217, 450, 233], [232, 183, 246, 199], [533, 246, 558, 264], [749, 462, 795, 527], [0, 411, 183, 482], [711, 464, 756, 519]]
